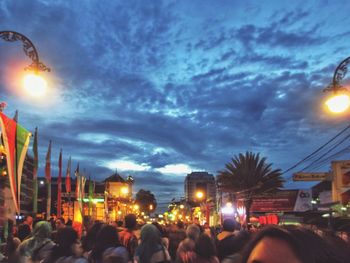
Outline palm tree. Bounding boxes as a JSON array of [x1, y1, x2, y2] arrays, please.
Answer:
[[217, 151, 284, 223]]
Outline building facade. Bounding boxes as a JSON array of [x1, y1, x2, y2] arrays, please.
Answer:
[[185, 171, 216, 203]]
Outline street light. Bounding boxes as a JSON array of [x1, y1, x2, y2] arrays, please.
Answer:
[[0, 31, 50, 97], [196, 191, 204, 200], [323, 56, 350, 113], [121, 186, 129, 195]]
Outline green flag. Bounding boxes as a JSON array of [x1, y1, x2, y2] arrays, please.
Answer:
[[15, 124, 31, 212]]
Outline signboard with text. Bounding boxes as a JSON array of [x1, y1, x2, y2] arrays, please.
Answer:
[[293, 172, 329, 181], [250, 189, 312, 212]]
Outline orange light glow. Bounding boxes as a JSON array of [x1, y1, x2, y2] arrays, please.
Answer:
[[23, 73, 47, 97]]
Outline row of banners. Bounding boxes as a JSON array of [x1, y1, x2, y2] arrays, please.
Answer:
[[0, 111, 93, 222]]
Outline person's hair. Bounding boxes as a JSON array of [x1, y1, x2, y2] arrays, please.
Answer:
[[241, 225, 350, 263], [56, 217, 65, 225], [24, 215, 33, 222], [17, 223, 31, 241], [66, 218, 73, 226], [222, 219, 236, 232], [186, 224, 200, 241], [195, 233, 217, 259], [90, 224, 121, 261], [177, 221, 184, 229], [48, 227, 78, 261], [82, 222, 104, 252], [124, 214, 137, 229], [117, 220, 123, 227]]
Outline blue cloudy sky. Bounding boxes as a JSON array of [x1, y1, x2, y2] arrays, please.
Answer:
[[1, 0, 350, 210]]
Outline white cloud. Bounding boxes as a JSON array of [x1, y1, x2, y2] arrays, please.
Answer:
[[155, 163, 194, 175], [106, 160, 151, 172], [78, 133, 113, 143]]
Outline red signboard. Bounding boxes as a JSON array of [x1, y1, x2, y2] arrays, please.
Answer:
[[250, 190, 299, 212]]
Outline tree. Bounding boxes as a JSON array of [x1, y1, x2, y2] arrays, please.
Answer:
[[217, 151, 284, 223], [135, 189, 157, 214]]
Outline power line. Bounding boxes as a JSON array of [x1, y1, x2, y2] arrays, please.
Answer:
[[299, 133, 350, 172], [305, 147, 350, 171], [301, 145, 350, 172], [282, 123, 350, 175]]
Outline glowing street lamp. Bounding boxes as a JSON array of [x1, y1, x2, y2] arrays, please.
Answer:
[[196, 191, 204, 200], [325, 94, 350, 113], [323, 56, 350, 114], [23, 73, 48, 97], [0, 31, 50, 97], [121, 186, 129, 195]]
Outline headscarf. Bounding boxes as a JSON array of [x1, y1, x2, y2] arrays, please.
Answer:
[[135, 224, 164, 263], [17, 221, 54, 259]]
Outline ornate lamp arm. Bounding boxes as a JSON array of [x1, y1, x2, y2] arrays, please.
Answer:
[[324, 56, 350, 93], [0, 30, 50, 73]]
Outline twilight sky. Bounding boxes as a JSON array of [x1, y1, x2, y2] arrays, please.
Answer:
[[1, 0, 350, 211]]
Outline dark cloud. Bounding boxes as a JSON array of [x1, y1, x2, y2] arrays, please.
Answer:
[[1, 1, 350, 211]]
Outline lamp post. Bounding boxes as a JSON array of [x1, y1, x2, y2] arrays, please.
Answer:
[[323, 56, 350, 113], [195, 190, 210, 224], [0, 31, 50, 97]]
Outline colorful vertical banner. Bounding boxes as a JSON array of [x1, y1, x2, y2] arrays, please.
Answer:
[[45, 140, 52, 220], [74, 163, 81, 223], [75, 163, 80, 198], [65, 156, 72, 219], [15, 124, 31, 212], [65, 157, 71, 193], [0, 112, 19, 213], [57, 149, 62, 217], [32, 127, 38, 214], [74, 163, 86, 224]]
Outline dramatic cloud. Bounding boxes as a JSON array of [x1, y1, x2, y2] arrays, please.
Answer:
[[1, 0, 350, 211]]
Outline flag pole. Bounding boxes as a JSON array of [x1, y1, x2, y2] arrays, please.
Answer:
[[45, 140, 52, 220], [65, 157, 72, 221], [57, 149, 62, 217]]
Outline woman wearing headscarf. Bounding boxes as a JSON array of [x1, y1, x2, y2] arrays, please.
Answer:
[[134, 224, 171, 263], [17, 221, 55, 263]]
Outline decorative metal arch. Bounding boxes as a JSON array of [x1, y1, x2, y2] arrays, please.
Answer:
[[0, 30, 50, 73], [324, 56, 350, 93]]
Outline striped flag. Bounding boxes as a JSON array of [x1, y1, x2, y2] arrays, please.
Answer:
[[15, 124, 31, 212], [57, 149, 62, 217], [45, 141, 52, 219], [0, 112, 19, 213], [32, 127, 38, 214]]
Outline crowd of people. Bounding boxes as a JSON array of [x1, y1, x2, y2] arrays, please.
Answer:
[[0, 214, 349, 263]]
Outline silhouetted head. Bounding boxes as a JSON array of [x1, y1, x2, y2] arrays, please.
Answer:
[[241, 225, 350, 263], [222, 219, 236, 232], [124, 214, 137, 229], [195, 233, 217, 259]]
